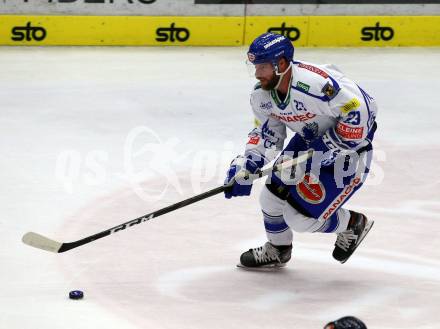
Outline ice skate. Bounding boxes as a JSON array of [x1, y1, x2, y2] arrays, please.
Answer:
[[237, 242, 292, 270], [333, 210, 374, 264]]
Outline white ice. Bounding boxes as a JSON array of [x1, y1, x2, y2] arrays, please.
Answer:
[[1, 46, 440, 329]]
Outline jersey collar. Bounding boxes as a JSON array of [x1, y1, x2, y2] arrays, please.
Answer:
[[270, 72, 294, 111]]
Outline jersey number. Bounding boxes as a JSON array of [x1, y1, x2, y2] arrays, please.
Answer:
[[343, 111, 361, 125], [294, 100, 307, 112]]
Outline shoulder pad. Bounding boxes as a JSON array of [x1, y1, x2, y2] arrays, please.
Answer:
[[293, 61, 341, 102], [295, 62, 330, 80]]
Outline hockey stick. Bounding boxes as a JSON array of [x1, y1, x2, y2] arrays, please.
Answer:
[[22, 151, 313, 253]]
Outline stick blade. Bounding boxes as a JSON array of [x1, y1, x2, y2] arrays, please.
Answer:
[[22, 232, 63, 253]]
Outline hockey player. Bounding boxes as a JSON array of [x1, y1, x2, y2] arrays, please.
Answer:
[[224, 32, 377, 268]]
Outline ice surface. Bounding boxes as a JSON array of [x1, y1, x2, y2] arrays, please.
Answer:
[[1, 46, 439, 329]]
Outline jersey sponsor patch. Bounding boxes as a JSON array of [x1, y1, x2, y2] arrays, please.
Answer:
[[298, 63, 329, 79], [340, 98, 361, 114], [296, 174, 326, 204], [247, 136, 260, 145], [296, 81, 310, 92], [336, 122, 364, 139], [261, 121, 276, 138], [321, 82, 339, 100], [270, 112, 316, 123], [259, 100, 273, 113]]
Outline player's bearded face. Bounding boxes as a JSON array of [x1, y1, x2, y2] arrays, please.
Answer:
[[255, 63, 280, 90]]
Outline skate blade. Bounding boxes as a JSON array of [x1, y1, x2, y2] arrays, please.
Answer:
[[236, 263, 287, 271], [339, 220, 374, 264]]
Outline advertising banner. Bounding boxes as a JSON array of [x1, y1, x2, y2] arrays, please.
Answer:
[[244, 16, 440, 47], [0, 15, 244, 45]]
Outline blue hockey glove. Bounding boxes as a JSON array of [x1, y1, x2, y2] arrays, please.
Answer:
[[224, 155, 261, 199]]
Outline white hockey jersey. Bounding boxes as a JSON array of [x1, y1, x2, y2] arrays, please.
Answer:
[[244, 60, 378, 165]]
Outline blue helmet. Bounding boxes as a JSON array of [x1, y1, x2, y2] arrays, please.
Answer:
[[247, 32, 294, 66]]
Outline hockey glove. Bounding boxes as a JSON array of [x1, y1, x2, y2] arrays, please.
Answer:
[[224, 155, 260, 199]]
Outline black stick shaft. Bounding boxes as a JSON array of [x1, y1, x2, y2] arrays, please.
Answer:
[[52, 151, 313, 253], [58, 185, 226, 252]]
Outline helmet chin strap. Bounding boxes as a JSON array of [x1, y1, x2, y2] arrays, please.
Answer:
[[274, 61, 293, 90]]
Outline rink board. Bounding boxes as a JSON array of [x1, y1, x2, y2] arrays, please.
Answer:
[[0, 16, 244, 46], [245, 16, 440, 47], [0, 15, 439, 46]]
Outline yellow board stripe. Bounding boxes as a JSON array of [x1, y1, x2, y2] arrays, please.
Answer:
[[245, 16, 310, 46], [0, 16, 244, 46], [246, 16, 440, 47], [0, 15, 439, 46], [307, 16, 440, 47]]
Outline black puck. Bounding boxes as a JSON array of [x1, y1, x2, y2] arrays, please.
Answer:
[[69, 290, 84, 300]]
